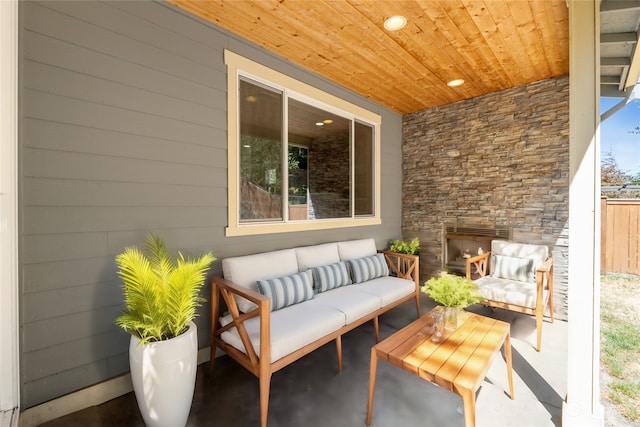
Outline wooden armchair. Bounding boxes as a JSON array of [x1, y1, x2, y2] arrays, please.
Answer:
[[465, 240, 554, 351]]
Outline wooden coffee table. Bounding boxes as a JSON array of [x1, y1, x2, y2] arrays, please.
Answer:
[[366, 310, 514, 427]]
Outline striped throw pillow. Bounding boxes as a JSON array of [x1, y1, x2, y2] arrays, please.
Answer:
[[256, 270, 314, 311], [491, 254, 534, 283], [311, 261, 352, 293], [347, 253, 389, 284]]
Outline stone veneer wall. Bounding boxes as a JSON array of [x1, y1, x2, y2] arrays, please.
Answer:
[[402, 76, 570, 319]]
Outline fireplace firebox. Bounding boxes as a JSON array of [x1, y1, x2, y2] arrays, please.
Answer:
[[443, 223, 511, 275]]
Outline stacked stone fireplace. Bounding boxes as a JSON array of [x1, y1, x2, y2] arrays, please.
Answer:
[[443, 223, 511, 275]]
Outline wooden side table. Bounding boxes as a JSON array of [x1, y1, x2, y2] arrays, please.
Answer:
[[366, 310, 514, 427]]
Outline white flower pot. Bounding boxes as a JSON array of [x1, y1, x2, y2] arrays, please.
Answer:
[[129, 321, 198, 427]]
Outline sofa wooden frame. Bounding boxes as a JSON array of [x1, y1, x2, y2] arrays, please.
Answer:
[[209, 250, 420, 427]]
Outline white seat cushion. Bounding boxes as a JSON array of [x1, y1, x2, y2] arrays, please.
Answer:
[[474, 276, 549, 309], [221, 300, 345, 363], [351, 276, 415, 306], [313, 286, 381, 324]]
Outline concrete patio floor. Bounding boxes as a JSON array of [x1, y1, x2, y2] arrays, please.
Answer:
[[38, 293, 567, 427]]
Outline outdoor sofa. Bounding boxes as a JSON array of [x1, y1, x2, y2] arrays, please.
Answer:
[[209, 238, 420, 427]]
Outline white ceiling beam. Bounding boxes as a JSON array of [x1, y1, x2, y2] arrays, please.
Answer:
[[624, 32, 640, 89], [600, 1, 640, 13], [600, 85, 628, 98], [600, 32, 637, 44], [601, 83, 640, 120], [601, 56, 631, 66], [601, 76, 620, 84]]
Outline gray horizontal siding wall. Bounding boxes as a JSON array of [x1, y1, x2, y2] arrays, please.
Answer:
[[20, 0, 403, 408]]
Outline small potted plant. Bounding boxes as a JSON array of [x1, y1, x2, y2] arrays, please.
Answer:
[[388, 237, 420, 255], [422, 272, 484, 334], [115, 233, 215, 427]]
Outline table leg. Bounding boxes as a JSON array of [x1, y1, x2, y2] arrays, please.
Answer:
[[505, 331, 514, 399], [366, 347, 378, 427], [460, 389, 476, 427]]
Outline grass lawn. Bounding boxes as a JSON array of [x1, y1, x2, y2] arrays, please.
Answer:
[[600, 274, 640, 426]]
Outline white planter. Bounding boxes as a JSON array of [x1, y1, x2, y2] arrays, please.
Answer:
[[129, 321, 198, 427]]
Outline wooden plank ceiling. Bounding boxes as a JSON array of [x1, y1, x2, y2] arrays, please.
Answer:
[[168, 0, 569, 114]]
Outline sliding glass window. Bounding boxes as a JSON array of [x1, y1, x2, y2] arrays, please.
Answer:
[[226, 50, 380, 236]]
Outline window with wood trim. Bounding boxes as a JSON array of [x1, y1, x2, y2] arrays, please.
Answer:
[[225, 50, 381, 236]]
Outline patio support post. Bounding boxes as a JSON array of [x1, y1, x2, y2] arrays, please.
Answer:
[[0, 0, 20, 425], [563, 1, 604, 426]]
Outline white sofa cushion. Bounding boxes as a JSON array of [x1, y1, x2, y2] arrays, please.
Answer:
[[257, 270, 314, 311], [222, 248, 299, 313], [352, 276, 416, 306], [295, 242, 340, 271], [220, 301, 345, 363], [313, 286, 381, 324], [347, 253, 389, 283], [311, 261, 352, 293], [337, 238, 377, 261], [474, 275, 549, 309]]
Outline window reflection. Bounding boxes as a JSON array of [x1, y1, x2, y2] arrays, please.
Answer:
[[239, 78, 283, 221], [238, 77, 376, 224], [288, 98, 351, 219]]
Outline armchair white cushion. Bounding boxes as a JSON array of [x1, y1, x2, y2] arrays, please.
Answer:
[[474, 276, 547, 309]]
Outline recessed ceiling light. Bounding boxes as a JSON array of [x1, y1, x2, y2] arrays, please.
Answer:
[[323, 119, 333, 124], [246, 95, 257, 102], [315, 122, 324, 126], [447, 79, 465, 87], [384, 15, 407, 31]]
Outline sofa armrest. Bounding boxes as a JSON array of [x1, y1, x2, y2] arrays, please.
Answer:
[[214, 275, 269, 307], [212, 276, 270, 373], [378, 250, 420, 289]]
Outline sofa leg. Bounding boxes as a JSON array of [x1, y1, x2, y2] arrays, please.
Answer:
[[535, 311, 543, 352], [259, 370, 272, 427], [335, 336, 343, 373], [373, 316, 379, 343], [209, 345, 216, 377]]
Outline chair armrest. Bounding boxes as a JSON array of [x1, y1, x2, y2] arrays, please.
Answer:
[[536, 257, 553, 273], [465, 252, 490, 278], [530, 257, 554, 317], [534, 257, 554, 291], [378, 250, 420, 289]]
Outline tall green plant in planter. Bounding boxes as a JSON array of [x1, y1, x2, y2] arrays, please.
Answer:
[[115, 233, 215, 427]]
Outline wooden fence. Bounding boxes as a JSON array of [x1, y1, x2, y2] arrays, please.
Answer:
[[601, 198, 640, 275]]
